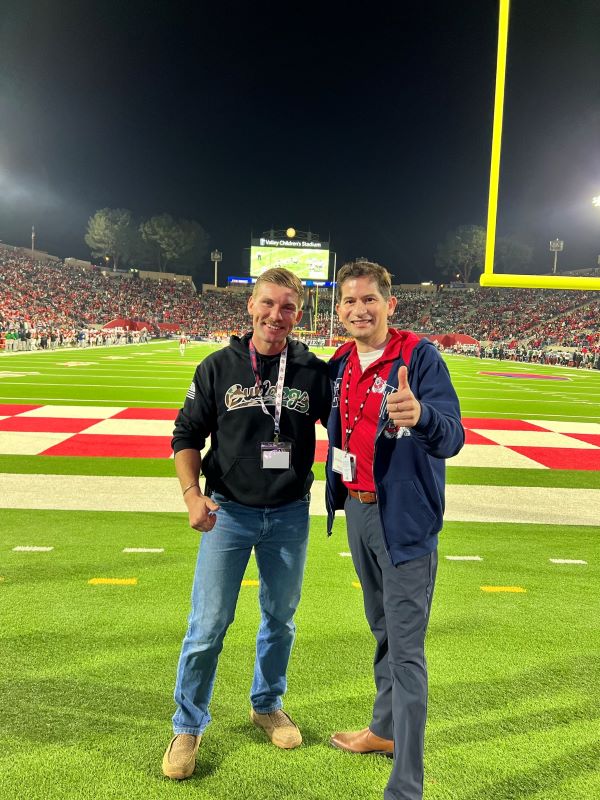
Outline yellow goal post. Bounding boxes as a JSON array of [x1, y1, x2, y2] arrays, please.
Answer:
[[481, 0, 599, 291]]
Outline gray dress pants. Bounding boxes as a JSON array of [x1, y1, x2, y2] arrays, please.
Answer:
[[344, 495, 438, 800]]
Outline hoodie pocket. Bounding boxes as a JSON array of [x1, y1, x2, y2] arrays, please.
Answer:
[[379, 480, 438, 546], [219, 456, 299, 503]]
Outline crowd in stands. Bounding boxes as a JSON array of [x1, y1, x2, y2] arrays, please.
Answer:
[[440, 342, 600, 369], [416, 288, 599, 345], [0, 250, 206, 344], [1, 249, 599, 367], [312, 289, 432, 338]]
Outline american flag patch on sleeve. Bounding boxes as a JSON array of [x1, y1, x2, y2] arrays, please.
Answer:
[[186, 382, 196, 400]]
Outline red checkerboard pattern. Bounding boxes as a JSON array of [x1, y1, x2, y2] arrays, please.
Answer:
[[0, 404, 599, 469]]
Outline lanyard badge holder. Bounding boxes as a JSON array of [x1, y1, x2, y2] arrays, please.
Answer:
[[249, 341, 293, 470], [261, 440, 292, 469], [332, 447, 356, 482], [332, 361, 379, 483]]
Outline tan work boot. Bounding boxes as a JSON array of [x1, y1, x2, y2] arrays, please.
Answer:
[[162, 733, 202, 780], [250, 708, 302, 749]]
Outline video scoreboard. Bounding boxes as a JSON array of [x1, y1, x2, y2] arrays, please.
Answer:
[[250, 237, 330, 281]]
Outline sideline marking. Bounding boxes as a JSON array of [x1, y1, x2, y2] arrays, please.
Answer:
[[12, 545, 54, 552], [481, 586, 526, 593], [123, 547, 164, 553], [60, 362, 97, 367], [352, 581, 362, 589], [241, 579, 259, 587], [550, 558, 587, 565], [339, 552, 352, 557], [446, 556, 483, 561], [0, 372, 41, 379], [479, 372, 569, 381], [88, 578, 137, 586]]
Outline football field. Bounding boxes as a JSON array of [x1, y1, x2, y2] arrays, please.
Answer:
[[1, 341, 598, 800]]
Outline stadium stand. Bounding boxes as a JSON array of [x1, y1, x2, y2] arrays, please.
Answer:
[[1, 250, 598, 366]]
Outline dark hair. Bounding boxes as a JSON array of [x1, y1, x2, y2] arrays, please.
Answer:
[[253, 267, 304, 303], [336, 259, 392, 300]]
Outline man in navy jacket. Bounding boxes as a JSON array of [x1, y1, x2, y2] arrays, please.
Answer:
[[326, 260, 464, 800]]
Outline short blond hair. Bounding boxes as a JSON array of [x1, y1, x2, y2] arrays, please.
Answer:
[[253, 267, 304, 303]]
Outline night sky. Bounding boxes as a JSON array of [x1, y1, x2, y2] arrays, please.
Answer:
[[1, 0, 599, 284]]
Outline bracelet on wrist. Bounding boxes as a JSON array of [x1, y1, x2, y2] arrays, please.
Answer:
[[182, 482, 200, 497]]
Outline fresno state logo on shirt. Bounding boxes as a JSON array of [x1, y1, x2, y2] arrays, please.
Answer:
[[383, 420, 411, 439], [372, 376, 387, 394], [380, 386, 412, 439]]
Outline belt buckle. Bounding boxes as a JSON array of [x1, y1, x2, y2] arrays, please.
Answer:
[[358, 490, 367, 504]]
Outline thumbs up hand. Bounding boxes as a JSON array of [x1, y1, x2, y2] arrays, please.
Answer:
[[386, 366, 422, 428]]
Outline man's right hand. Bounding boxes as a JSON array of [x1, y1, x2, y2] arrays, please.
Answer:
[[185, 492, 220, 532]]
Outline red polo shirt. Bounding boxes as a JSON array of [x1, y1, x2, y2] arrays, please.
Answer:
[[339, 331, 406, 492]]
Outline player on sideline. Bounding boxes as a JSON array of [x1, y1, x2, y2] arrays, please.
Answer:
[[179, 333, 188, 356], [325, 259, 464, 800], [162, 267, 331, 780]]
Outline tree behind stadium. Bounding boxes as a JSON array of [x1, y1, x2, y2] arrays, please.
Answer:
[[85, 208, 136, 271]]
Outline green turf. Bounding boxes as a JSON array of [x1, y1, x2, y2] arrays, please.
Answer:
[[2, 343, 600, 425], [2, 342, 600, 490], [445, 466, 600, 489], [0, 512, 598, 799], [446, 354, 600, 423], [0, 454, 176, 477], [3, 455, 600, 490], [1, 340, 600, 799]]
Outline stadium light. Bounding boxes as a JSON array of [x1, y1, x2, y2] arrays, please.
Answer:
[[593, 196, 600, 207], [211, 249, 223, 287], [328, 252, 338, 345], [549, 238, 564, 274]]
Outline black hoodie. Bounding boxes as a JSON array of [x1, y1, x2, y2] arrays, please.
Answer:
[[172, 333, 331, 506]]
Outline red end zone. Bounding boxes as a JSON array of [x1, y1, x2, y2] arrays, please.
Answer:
[[0, 405, 598, 469], [40, 434, 174, 459]]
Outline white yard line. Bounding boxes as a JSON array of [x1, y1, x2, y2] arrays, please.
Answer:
[[445, 556, 483, 561], [14, 370, 193, 379], [0, 396, 180, 405], [0, 475, 599, 526], [0, 382, 182, 390], [444, 485, 600, 526]]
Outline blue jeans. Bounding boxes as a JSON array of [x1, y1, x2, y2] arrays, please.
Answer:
[[172, 493, 310, 734]]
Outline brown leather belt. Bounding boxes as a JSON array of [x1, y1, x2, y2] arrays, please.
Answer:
[[348, 489, 377, 504]]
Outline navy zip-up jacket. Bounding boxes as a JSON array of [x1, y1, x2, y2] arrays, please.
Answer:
[[326, 329, 464, 565]]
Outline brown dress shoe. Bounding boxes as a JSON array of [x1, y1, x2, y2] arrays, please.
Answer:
[[330, 727, 393, 757]]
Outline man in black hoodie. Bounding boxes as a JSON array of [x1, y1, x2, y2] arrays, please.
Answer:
[[163, 267, 331, 780]]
